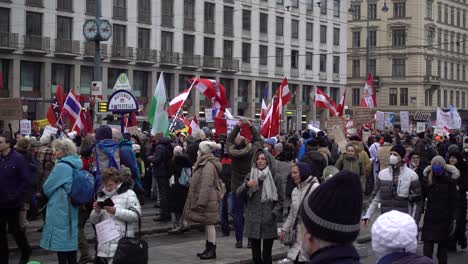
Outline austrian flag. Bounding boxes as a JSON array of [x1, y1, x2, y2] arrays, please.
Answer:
[[169, 88, 191, 116], [315, 88, 338, 116]]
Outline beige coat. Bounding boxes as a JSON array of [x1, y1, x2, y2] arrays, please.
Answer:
[[185, 154, 222, 225], [377, 143, 393, 171]]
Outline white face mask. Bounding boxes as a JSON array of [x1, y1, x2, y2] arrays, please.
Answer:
[[389, 155, 399, 166], [102, 188, 117, 197]]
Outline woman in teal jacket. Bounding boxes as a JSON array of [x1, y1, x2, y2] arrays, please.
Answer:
[[40, 138, 80, 264]]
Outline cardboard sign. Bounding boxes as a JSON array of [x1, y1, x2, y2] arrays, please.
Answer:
[[400, 111, 409, 132], [19, 120, 31, 135], [309, 120, 320, 130], [205, 108, 213, 122], [326, 116, 343, 130], [329, 126, 348, 154], [384, 112, 395, 130], [353, 108, 375, 129], [416, 122, 425, 133], [0, 98, 23, 120], [42, 125, 58, 138], [376, 111, 385, 131]]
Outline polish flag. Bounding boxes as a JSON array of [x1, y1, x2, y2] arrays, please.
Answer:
[[360, 72, 377, 108], [336, 88, 347, 117], [169, 88, 191, 116], [315, 88, 338, 116]]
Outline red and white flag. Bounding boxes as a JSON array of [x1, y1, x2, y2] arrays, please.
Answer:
[[261, 93, 283, 138], [260, 98, 268, 122], [190, 115, 200, 135], [315, 88, 338, 116], [275, 77, 291, 106], [336, 88, 347, 117], [192, 78, 227, 111], [168, 88, 191, 116], [360, 72, 377, 108]]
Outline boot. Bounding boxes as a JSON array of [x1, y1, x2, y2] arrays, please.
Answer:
[[196, 240, 209, 257], [199, 241, 216, 260], [78, 255, 95, 264]]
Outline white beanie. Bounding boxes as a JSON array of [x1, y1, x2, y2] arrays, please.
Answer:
[[371, 210, 418, 259], [198, 141, 221, 155], [132, 143, 141, 153], [39, 136, 51, 145]]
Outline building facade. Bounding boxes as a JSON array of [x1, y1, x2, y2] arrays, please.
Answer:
[[347, 0, 468, 123], [0, 0, 347, 131]]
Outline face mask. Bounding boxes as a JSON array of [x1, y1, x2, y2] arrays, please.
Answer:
[[432, 164, 444, 174], [389, 155, 399, 166], [103, 188, 117, 197]]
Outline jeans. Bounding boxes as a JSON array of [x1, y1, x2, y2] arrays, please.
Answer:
[[156, 177, 170, 218], [232, 194, 245, 242], [220, 192, 233, 233], [57, 251, 77, 264], [0, 207, 31, 264], [423, 241, 448, 264], [250, 238, 274, 264]]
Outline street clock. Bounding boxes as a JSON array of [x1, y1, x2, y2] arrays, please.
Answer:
[[83, 19, 98, 40], [83, 19, 112, 41], [98, 20, 112, 41]]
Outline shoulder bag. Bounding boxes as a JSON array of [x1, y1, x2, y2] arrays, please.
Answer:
[[113, 207, 148, 264]]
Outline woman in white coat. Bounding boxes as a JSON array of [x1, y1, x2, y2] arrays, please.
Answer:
[[89, 167, 141, 263], [280, 162, 319, 264]]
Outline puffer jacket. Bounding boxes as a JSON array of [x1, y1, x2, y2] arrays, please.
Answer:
[[89, 181, 141, 258], [281, 176, 320, 262], [185, 153, 222, 225], [351, 141, 371, 177], [363, 165, 422, 220], [335, 154, 364, 189]]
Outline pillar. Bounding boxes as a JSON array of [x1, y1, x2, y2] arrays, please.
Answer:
[[296, 83, 303, 131], [101, 66, 108, 100], [10, 59, 20, 98], [248, 80, 255, 118], [233, 78, 238, 116], [73, 63, 81, 94]]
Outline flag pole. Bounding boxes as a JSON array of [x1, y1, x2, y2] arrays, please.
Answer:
[[168, 77, 197, 132]]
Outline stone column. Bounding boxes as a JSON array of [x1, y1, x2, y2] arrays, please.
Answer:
[[174, 72, 180, 95], [10, 59, 20, 98], [73, 63, 81, 94], [296, 83, 303, 131], [232, 78, 239, 116], [101, 66, 108, 100], [248, 80, 255, 118]]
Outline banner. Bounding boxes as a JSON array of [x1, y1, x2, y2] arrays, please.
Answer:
[[384, 112, 395, 130], [376, 111, 385, 131], [42, 125, 58, 138], [0, 98, 23, 120], [400, 111, 409, 132], [309, 120, 320, 130], [353, 107, 375, 129], [436, 107, 453, 129], [19, 120, 31, 135], [416, 122, 426, 133], [205, 108, 213, 122]]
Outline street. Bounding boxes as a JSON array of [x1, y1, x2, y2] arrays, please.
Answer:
[[9, 201, 468, 264]]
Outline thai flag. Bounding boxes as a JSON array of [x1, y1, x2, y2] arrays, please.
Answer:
[[63, 90, 84, 133]]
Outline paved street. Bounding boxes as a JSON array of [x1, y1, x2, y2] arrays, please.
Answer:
[[9, 201, 468, 264]]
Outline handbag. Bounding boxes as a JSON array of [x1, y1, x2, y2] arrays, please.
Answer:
[[113, 207, 148, 264], [282, 182, 315, 247]]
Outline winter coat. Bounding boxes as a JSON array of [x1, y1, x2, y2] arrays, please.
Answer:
[[236, 149, 284, 239], [168, 154, 192, 214], [186, 139, 202, 164], [376, 252, 434, 264], [281, 176, 320, 262], [300, 150, 327, 179], [421, 164, 459, 242], [185, 153, 222, 225], [318, 147, 331, 165], [363, 165, 422, 220], [308, 245, 362, 264], [89, 181, 141, 258], [335, 154, 364, 190], [149, 137, 173, 178], [377, 143, 393, 171], [0, 149, 31, 208], [351, 141, 371, 177], [226, 125, 263, 194], [94, 139, 121, 175], [369, 142, 380, 178], [119, 140, 142, 190], [40, 155, 81, 252]]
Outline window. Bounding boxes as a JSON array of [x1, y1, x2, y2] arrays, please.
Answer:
[[463, 92, 466, 108], [457, 34, 461, 53], [451, 63, 454, 80], [464, 10, 467, 28], [183, 34, 194, 54], [457, 64, 461, 80], [333, 56, 339, 74], [426, 59, 432, 76], [204, 2, 215, 33], [450, 33, 454, 51], [330, 87, 340, 103], [352, 31, 360, 48], [444, 30, 448, 50], [242, 10, 251, 31], [113, 24, 126, 47], [306, 52, 313, 70], [437, 3, 442, 22], [161, 31, 173, 52], [438, 30, 442, 47], [260, 13, 268, 34], [444, 90, 447, 107], [457, 8, 461, 26], [242, 43, 250, 63], [427, 30, 433, 46], [107, 68, 126, 90], [450, 90, 454, 105], [86, 0, 96, 15], [291, 50, 299, 69], [351, 4, 360, 20], [394, 2, 406, 18], [51, 64, 71, 93], [223, 40, 233, 58], [438, 60, 441, 77], [400, 88, 408, 105], [352, 59, 360, 77], [426, 0, 432, 19], [138, 0, 151, 24], [20, 61, 41, 95], [320, 25, 327, 44], [437, 89, 441, 106], [224, 6, 234, 36], [137, 28, 150, 49], [426, 90, 433, 106], [291, 19, 299, 39], [259, 45, 268, 65], [306, 23, 313, 41], [320, 0, 327, 15], [113, 0, 127, 20], [276, 17, 283, 36], [352, 88, 360, 106], [464, 65, 466, 81], [133, 71, 148, 97], [456, 91, 460, 107], [204, 37, 214, 56], [276, 48, 283, 67], [368, 3, 377, 19], [319, 54, 326, 72], [451, 7, 455, 25], [464, 35, 467, 54], [333, 0, 340, 17], [369, 30, 377, 47], [369, 59, 376, 75], [306, 0, 314, 11], [57, 0, 73, 12], [392, 58, 406, 78], [80, 66, 93, 94], [0, 8, 9, 32], [57, 16, 72, 39], [444, 4, 448, 24], [26, 12, 42, 35], [389, 88, 397, 106], [392, 29, 406, 47], [444, 61, 448, 79], [333, 28, 340, 45]]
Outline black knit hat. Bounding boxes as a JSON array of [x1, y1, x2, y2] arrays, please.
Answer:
[[95, 125, 112, 141], [391, 144, 406, 159], [300, 170, 362, 244], [294, 162, 312, 182]]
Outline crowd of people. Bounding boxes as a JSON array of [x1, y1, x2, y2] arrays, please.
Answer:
[[1, 121, 467, 264]]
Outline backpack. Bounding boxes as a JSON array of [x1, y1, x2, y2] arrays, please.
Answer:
[[60, 160, 95, 206], [178, 167, 192, 187]]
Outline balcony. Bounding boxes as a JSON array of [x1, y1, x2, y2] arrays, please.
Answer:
[[291, 68, 299, 77], [204, 22, 215, 34], [221, 58, 239, 72], [184, 18, 195, 31], [159, 51, 179, 66], [113, 6, 127, 20], [138, 10, 151, 24], [259, 65, 268, 74], [161, 15, 174, 28], [23, 35, 50, 54], [224, 25, 234, 37], [25, 0, 43, 7], [332, 73, 340, 80], [135, 48, 156, 64], [424, 75, 441, 90], [0, 32, 18, 51], [319, 72, 327, 80], [83, 42, 107, 59], [111, 46, 133, 61], [202, 56, 221, 70], [55, 39, 80, 57], [241, 62, 251, 72], [181, 54, 201, 69], [86, 0, 96, 15], [260, 33, 268, 42], [275, 67, 284, 76], [242, 30, 251, 39]]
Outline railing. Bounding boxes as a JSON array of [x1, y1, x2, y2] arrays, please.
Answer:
[[55, 39, 80, 54], [25, 0, 43, 7], [23, 35, 50, 52], [203, 56, 221, 68], [241, 62, 251, 72], [184, 18, 195, 31], [57, 0, 73, 12], [291, 68, 299, 77], [222, 58, 239, 72], [319, 72, 327, 80], [138, 10, 151, 24], [204, 22, 215, 34], [86, 0, 96, 15], [113, 6, 127, 20], [182, 54, 201, 67], [83, 42, 107, 57], [275, 67, 284, 76], [332, 73, 340, 80], [0, 32, 18, 49], [424, 75, 441, 82], [111, 46, 133, 60], [161, 15, 174, 28], [224, 25, 234, 37], [135, 48, 156, 62], [258, 65, 268, 74], [160, 51, 179, 65]]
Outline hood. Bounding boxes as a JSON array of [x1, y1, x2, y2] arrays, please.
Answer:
[[194, 153, 222, 173], [351, 141, 364, 153], [96, 139, 118, 149], [173, 154, 192, 167], [119, 139, 133, 147], [251, 148, 276, 170], [298, 176, 319, 189], [423, 164, 460, 180], [59, 154, 83, 169]]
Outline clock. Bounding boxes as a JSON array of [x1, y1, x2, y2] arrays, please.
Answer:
[[83, 19, 98, 40], [98, 20, 112, 41]]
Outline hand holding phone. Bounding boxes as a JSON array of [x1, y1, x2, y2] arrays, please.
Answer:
[[97, 197, 114, 208]]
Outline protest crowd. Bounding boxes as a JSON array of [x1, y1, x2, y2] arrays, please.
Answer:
[[1, 77, 468, 264]]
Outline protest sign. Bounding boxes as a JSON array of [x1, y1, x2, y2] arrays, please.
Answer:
[[0, 98, 23, 120], [19, 120, 31, 135], [416, 122, 425, 133], [95, 218, 120, 245], [400, 111, 409, 132], [376, 111, 385, 130], [329, 126, 348, 154], [205, 108, 213, 122], [384, 112, 395, 130], [353, 108, 374, 129], [326, 116, 343, 130], [42, 125, 58, 138]]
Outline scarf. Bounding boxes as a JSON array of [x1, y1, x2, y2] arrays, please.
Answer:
[[247, 166, 278, 202]]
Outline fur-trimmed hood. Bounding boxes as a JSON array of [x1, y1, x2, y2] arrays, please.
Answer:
[[423, 163, 460, 180]]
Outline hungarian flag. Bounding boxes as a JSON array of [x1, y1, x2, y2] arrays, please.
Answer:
[[336, 88, 347, 117], [46, 84, 65, 128], [315, 88, 338, 116], [360, 72, 377, 108], [168, 88, 192, 116]]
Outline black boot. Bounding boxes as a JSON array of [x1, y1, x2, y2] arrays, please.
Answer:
[[199, 241, 216, 260], [196, 240, 209, 257]]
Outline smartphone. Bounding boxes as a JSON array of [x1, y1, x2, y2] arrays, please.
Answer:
[[97, 197, 114, 208]]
